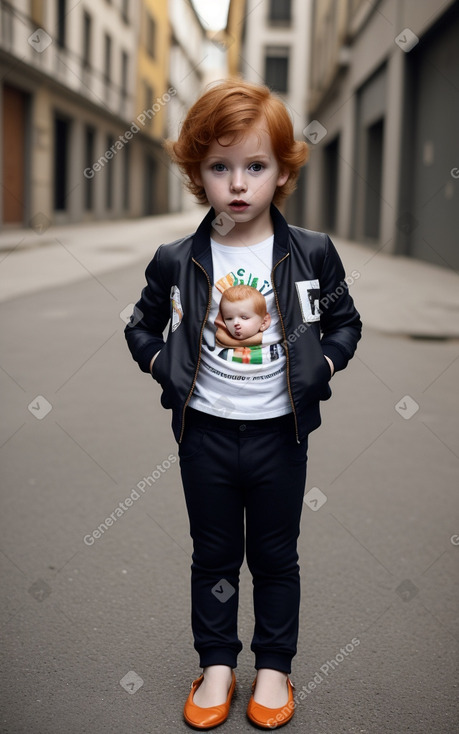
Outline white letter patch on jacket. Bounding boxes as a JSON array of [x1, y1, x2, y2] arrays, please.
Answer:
[[170, 285, 183, 332], [295, 280, 321, 322]]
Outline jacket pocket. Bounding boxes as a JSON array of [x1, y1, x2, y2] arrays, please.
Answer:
[[318, 356, 332, 400], [298, 329, 332, 403], [152, 347, 167, 385], [152, 344, 180, 411]]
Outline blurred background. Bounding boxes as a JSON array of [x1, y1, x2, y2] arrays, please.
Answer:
[[1, 3, 458, 733], [1, 0, 458, 268]]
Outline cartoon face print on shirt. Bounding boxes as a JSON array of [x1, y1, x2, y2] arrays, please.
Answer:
[[201, 238, 286, 366], [212, 284, 283, 365], [215, 284, 271, 347]]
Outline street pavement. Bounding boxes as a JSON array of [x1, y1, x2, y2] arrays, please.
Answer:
[[0, 211, 458, 733]]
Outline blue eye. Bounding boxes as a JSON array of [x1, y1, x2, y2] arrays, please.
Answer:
[[213, 163, 226, 172], [249, 163, 263, 172]]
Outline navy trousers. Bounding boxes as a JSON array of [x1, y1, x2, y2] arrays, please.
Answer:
[[179, 407, 308, 674]]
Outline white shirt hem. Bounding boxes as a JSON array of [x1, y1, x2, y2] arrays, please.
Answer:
[[188, 399, 293, 420]]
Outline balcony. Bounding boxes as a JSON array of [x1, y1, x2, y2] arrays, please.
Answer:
[[0, 1, 133, 122]]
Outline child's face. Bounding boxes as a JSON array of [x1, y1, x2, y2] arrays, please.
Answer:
[[197, 124, 288, 230], [221, 297, 269, 340]]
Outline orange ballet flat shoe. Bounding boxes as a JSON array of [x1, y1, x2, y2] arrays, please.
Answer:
[[246, 676, 295, 729], [183, 671, 236, 730]]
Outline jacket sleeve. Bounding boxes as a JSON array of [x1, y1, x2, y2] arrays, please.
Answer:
[[124, 246, 171, 373], [319, 235, 362, 372]]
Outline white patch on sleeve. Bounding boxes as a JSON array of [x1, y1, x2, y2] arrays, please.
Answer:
[[170, 285, 183, 332], [295, 280, 321, 322]]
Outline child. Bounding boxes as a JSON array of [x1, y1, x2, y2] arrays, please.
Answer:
[[125, 79, 362, 730]]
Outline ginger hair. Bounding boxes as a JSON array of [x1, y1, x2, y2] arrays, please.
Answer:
[[164, 78, 309, 206], [220, 285, 267, 319]]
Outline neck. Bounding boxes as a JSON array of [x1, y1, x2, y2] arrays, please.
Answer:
[[211, 209, 274, 247]]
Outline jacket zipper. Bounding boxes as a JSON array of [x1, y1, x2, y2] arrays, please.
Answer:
[[272, 253, 300, 443], [178, 257, 213, 443]]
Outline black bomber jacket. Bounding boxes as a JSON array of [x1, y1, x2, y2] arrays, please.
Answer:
[[125, 205, 362, 444]]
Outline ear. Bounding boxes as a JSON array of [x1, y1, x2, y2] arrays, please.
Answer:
[[192, 171, 202, 187], [276, 169, 289, 187], [259, 313, 271, 331], [189, 162, 203, 188]]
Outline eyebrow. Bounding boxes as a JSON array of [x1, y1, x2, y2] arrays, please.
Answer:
[[205, 153, 272, 163]]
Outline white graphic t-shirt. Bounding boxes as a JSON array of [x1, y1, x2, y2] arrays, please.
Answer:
[[189, 235, 292, 419]]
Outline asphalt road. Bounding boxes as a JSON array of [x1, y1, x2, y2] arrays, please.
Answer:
[[0, 237, 458, 733]]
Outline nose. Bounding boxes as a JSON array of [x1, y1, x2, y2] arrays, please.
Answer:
[[230, 169, 247, 193]]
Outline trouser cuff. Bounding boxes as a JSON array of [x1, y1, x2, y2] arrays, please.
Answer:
[[254, 652, 293, 674], [198, 648, 239, 669]]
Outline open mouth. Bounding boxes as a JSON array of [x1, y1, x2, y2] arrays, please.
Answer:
[[229, 200, 249, 211]]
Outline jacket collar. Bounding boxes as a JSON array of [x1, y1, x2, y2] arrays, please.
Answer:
[[191, 204, 290, 272], [271, 204, 290, 260], [190, 207, 215, 275]]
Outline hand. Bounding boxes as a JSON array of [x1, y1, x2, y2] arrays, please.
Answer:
[[150, 351, 161, 374], [324, 355, 334, 377]]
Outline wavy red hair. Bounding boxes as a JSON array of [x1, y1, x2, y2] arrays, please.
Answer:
[[164, 79, 309, 206]]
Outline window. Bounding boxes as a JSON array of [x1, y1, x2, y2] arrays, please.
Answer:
[[57, 0, 66, 48], [123, 145, 130, 210], [143, 156, 156, 216], [146, 13, 156, 58], [264, 47, 289, 94], [84, 126, 95, 211], [82, 12, 91, 69], [268, 0, 291, 25], [364, 119, 384, 239], [1, 3, 14, 46], [31, 0, 44, 26], [54, 115, 70, 210], [106, 135, 114, 210], [121, 51, 128, 98], [323, 136, 339, 232], [104, 34, 112, 84], [144, 82, 153, 126]]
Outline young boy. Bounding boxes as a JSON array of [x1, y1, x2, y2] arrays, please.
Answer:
[[125, 79, 361, 730]]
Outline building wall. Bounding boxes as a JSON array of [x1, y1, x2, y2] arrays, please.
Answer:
[[398, 7, 459, 268], [305, 0, 459, 269], [135, 0, 170, 216], [136, 0, 169, 140], [167, 0, 207, 212], [241, 0, 311, 139], [233, 0, 312, 225], [0, 0, 173, 227], [226, 0, 246, 79]]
